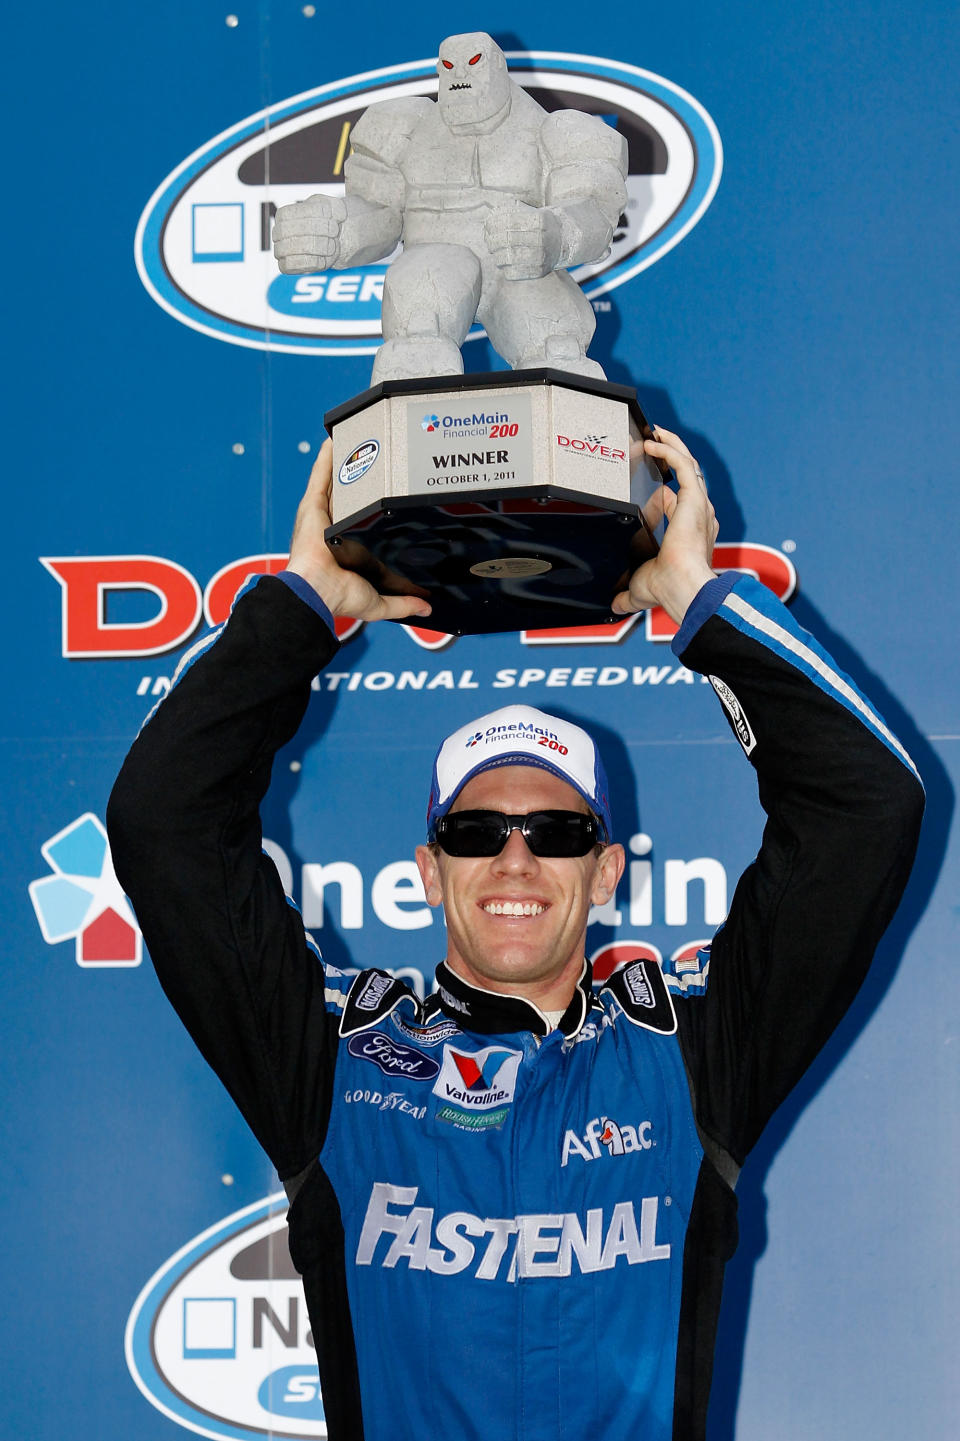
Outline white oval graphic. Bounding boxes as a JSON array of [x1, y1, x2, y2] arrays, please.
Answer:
[[338, 439, 379, 485], [136, 52, 722, 355], [126, 1193, 327, 1439]]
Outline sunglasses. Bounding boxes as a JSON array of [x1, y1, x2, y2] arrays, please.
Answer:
[[434, 810, 601, 858]]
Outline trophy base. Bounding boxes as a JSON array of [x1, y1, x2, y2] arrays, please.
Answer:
[[326, 485, 657, 636], [324, 369, 665, 635]]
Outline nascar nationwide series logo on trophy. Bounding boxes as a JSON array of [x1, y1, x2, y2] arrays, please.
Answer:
[[273, 31, 668, 635]]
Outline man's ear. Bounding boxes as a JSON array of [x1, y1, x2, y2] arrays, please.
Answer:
[[415, 844, 444, 907], [590, 843, 625, 907]]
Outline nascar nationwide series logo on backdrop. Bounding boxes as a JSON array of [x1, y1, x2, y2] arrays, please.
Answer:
[[127, 1196, 330, 1439], [136, 53, 722, 353]]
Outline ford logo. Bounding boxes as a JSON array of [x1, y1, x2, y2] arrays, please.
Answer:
[[136, 52, 721, 354], [346, 1029, 441, 1079]]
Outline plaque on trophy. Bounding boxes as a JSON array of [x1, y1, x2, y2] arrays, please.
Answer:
[[273, 31, 667, 634]]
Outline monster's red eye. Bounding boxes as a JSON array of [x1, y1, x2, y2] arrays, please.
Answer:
[[441, 59, 453, 69], [469, 53, 482, 65]]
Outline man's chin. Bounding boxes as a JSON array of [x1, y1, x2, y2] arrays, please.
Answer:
[[454, 945, 558, 994]]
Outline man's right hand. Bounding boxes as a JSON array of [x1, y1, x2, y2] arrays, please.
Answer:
[[273, 196, 346, 273], [285, 440, 433, 623]]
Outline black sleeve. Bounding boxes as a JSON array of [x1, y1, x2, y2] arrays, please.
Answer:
[[670, 576, 924, 1166], [106, 575, 343, 1180]]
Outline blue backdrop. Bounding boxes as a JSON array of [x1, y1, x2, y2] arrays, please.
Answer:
[[4, 2, 958, 1437]]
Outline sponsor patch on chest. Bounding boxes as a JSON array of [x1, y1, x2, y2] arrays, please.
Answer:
[[432, 1044, 522, 1130], [346, 1030, 441, 1081]]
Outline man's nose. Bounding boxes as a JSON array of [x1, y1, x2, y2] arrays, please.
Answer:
[[492, 827, 539, 873]]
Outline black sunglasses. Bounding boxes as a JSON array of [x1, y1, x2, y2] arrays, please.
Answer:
[[434, 810, 601, 858]]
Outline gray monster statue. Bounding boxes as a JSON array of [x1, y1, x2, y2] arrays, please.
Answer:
[[273, 32, 628, 383]]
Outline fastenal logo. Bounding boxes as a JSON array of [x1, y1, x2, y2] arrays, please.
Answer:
[[29, 814, 142, 967], [127, 1195, 328, 1439], [136, 52, 722, 354]]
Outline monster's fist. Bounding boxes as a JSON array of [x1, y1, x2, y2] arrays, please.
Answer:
[[484, 202, 563, 280], [273, 195, 347, 273]]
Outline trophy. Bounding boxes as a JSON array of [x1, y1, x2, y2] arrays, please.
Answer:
[[273, 32, 667, 635]]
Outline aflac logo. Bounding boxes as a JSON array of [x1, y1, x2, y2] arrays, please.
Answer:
[[421, 414, 440, 431], [127, 1195, 329, 1438], [561, 1114, 655, 1166], [29, 814, 141, 966], [136, 52, 722, 355]]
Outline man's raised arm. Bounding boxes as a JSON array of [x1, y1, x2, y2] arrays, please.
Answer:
[[106, 443, 431, 1179], [620, 431, 924, 1168]]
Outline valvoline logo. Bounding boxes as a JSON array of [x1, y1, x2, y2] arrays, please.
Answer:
[[433, 1044, 522, 1111], [452, 1048, 517, 1092], [135, 52, 721, 355], [127, 1194, 329, 1438]]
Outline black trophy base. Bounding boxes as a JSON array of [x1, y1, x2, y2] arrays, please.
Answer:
[[326, 484, 657, 635]]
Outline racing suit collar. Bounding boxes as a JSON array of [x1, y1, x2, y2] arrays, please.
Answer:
[[434, 958, 594, 1037]]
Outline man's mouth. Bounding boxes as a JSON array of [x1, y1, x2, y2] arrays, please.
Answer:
[[481, 901, 547, 917]]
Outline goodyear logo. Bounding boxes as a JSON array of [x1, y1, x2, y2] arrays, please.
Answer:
[[136, 52, 722, 354], [126, 1195, 329, 1438]]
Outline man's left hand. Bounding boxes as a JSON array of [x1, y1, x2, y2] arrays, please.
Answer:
[[612, 427, 719, 625]]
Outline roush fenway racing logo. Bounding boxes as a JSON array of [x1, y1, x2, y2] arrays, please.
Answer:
[[41, 545, 796, 657]]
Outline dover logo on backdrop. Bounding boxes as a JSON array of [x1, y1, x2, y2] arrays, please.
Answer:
[[127, 1196, 327, 1439], [136, 53, 722, 354]]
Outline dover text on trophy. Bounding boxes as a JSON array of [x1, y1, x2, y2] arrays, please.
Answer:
[[273, 32, 667, 635]]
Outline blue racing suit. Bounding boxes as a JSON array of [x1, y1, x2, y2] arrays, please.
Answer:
[[107, 570, 923, 1440]]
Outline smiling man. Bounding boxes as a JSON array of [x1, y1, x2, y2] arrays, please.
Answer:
[[108, 428, 923, 1441], [419, 747, 625, 1019]]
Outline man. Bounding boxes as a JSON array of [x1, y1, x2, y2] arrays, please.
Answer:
[[107, 428, 923, 1440]]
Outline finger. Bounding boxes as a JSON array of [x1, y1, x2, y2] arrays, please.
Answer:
[[641, 485, 677, 531], [650, 425, 692, 458], [371, 593, 433, 622], [308, 438, 334, 500], [644, 436, 705, 491]]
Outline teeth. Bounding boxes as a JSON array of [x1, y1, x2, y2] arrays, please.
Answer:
[[482, 901, 545, 916]]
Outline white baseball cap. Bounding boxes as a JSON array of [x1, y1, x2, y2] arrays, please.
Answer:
[[426, 704, 613, 841]]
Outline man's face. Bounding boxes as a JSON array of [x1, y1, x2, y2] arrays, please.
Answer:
[[416, 765, 624, 1011], [436, 32, 511, 131]]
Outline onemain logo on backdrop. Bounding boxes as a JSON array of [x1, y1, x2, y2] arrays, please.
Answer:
[[29, 814, 142, 967], [127, 1195, 329, 1439], [135, 53, 722, 354]]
